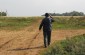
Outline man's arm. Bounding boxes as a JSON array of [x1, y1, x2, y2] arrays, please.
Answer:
[[50, 15, 55, 22], [39, 19, 43, 30]]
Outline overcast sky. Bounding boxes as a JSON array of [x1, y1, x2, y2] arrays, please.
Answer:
[[0, 0, 85, 16]]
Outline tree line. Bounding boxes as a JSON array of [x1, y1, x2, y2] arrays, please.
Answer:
[[42, 11, 85, 16], [0, 12, 7, 16]]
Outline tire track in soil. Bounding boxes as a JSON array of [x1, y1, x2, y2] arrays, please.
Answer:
[[0, 19, 85, 55], [1, 29, 85, 55], [0, 19, 41, 50]]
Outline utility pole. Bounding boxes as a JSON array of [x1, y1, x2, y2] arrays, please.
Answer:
[[6, 10, 7, 16], [53, 10, 56, 16]]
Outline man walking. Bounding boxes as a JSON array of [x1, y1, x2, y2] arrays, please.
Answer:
[[39, 13, 54, 48]]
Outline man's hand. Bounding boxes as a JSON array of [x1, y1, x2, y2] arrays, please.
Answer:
[[49, 15, 53, 19], [39, 30, 41, 32]]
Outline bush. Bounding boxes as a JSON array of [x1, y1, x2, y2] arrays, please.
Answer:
[[41, 34, 85, 55]]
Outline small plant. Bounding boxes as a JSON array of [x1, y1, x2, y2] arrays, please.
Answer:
[[41, 34, 85, 55]]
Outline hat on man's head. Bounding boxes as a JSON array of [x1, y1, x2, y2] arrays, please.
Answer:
[[45, 13, 50, 17]]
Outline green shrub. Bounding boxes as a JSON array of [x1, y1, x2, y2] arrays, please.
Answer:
[[41, 34, 85, 55]]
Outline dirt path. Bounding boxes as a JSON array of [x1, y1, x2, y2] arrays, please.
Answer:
[[0, 20, 85, 55]]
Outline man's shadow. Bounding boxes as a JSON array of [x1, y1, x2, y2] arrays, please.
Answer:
[[8, 45, 44, 51]]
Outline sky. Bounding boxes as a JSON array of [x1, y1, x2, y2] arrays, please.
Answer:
[[0, 0, 85, 16]]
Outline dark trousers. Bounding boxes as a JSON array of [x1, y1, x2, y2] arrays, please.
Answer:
[[43, 31, 51, 47]]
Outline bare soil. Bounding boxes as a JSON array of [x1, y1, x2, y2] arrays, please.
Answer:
[[0, 21, 85, 55]]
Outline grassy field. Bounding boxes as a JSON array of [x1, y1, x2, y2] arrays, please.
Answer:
[[0, 16, 85, 30], [52, 16, 85, 30], [0, 17, 41, 30], [41, 34, 85, 55]]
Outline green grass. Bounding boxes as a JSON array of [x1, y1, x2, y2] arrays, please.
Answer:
[[41, 34, 85, 55], [0, 17, 41, 30], [0, 16, 85, 30], [52, 16, 85, 30]]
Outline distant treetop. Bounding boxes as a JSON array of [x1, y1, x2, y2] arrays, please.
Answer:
[[0, 11, 7, 16], [42, 11, 85, 16]]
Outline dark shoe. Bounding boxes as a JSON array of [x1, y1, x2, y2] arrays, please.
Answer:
[[44, 46, 47, 48]]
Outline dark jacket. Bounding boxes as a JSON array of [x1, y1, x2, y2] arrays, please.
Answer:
[[39, 17, 54, 31]]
